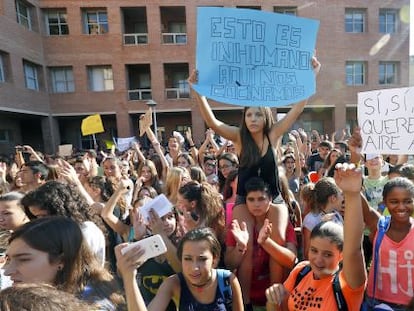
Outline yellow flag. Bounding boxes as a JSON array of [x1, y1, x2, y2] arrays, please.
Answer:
[[81, 114, 104, 136]]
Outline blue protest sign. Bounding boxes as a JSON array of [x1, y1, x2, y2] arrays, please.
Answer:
[[193, 7, 319, 107]]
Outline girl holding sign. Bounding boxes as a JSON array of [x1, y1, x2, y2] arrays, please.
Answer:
[[188, 56, 320, 309]]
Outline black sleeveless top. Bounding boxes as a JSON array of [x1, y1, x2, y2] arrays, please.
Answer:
[[177, 271, 228, 311], [236, 141, 281, 199]]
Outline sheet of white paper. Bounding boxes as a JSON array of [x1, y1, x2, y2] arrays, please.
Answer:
[[139, 194, 173, 222]]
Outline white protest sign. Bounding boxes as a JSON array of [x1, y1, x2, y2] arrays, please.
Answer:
[[139, 194, 173, 223], [116, 137, 136, 152], [358, 86, 414, 154], [58, 144, 73, 157]]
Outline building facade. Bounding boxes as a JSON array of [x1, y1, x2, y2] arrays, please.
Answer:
[[0, 0, 410, 154]]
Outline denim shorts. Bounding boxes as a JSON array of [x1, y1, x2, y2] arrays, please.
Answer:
[[235, 194, 285, 206], [363, 296, 407, 311]]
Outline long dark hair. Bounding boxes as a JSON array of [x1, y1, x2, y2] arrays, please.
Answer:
[[239, 107, 274, 167], [9, 217, 125, 308]]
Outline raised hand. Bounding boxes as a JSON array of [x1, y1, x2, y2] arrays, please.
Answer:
[[187, 69, 198, 86], [257, 218, 272, 245], [115, 243, 146, 278], [347, 126, 362, 154], [131, 208, 148, 240], [230, 219, 249, 250], [147, 208, 165, 235], [334, 162, 362, 194]]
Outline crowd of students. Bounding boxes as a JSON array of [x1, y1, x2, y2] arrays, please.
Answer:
[[0, 57, 413, 311]]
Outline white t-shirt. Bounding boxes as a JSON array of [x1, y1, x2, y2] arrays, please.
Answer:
[[80, 221, 106, 266], [303, 210, 343, 232]]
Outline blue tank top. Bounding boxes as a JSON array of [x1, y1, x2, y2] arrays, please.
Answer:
[[177, 271, 229, 311]]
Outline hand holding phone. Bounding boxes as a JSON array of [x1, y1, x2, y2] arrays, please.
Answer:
[[120, 234, 167, 265]]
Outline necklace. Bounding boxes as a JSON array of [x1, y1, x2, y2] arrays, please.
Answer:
[[190, 274, 214, 292], [257, 135, 265, 176]]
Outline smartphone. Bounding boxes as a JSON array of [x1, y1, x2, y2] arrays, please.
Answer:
[[15, 146, 23, 152], [121, 234, 167, 264]]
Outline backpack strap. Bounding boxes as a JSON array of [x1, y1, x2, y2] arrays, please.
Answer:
[[217, 269, 232, 309], [332, 271, 348, 311], [294, 264, 312, 287], [294, 264, 348, 311], [372, 216, 391, 299]]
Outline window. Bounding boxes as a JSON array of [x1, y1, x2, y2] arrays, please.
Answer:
[[0, 52, 10, 83], [0, 55, 4, 83], [345, 9, 366, 33], [379, 9, 397, 33], [16, 0, 32, 30], [346, 61, 365, 86], [163, 22, 186, 44], [23, 61, 40, 90], [45, 10, 69, 35], [88, 66, 113, 91], [50, 67, 74, 93], [166, 71, 189, 99], [379, 62, 398, 85], [0, 130, 11, 143], [274, 7, 297, 16], [83, 10, 108, 34]]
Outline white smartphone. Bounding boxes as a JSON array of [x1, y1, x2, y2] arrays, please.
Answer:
[[121, 234, 167, 264]]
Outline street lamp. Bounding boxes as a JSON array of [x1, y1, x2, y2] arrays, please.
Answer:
[[146, 100, 158, 140]]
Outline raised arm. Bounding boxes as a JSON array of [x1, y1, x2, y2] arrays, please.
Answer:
[[23, 145, 45, 163], [115, 244, 148, 311], [115, 244, 176, 311], [334, 163, 366, 289], [131, 141, 146, 164], [145, 127, 170, 176], [289, 132, 302, 179], [58, 159, 95, 206], [147, 209, 181, 273], [188, 70, 239, 142], [258, 219, 297, 269], [185, 127, 199, 161], [224, 219, 249, 270], [101, 182, 131, 240], [269, 57, 320, 144]]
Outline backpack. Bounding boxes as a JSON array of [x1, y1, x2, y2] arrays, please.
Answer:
[[217, 269, 232, 310], [294, 264, 348, 311]]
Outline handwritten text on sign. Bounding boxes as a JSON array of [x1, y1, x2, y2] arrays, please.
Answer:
[[358, 87, 414, 154], [193, 7, 319, 107]]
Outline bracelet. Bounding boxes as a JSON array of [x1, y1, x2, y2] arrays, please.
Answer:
[[189, 145, 195, 149]]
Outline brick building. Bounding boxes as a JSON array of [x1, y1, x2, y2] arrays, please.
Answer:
[[0, 0, 410, 154]]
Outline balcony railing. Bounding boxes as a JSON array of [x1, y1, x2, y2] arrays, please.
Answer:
[[162, 33, 187, 44], [128, 89, 152, 101], [123, 33, 148, 45], [165, 88, 190, 99]]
